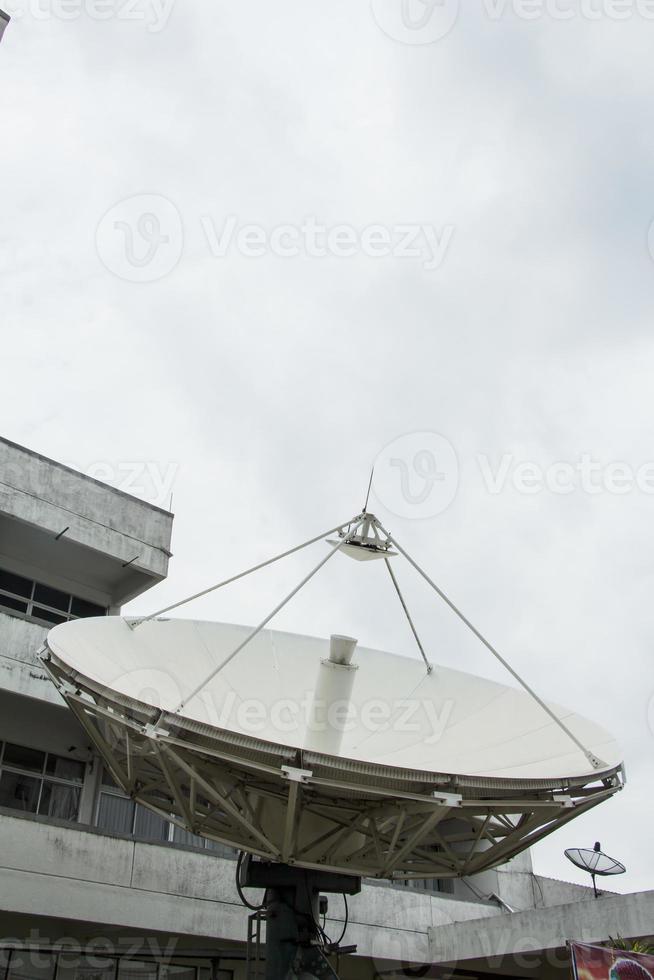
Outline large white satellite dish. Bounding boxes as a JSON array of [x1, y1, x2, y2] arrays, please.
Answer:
[[41, 509, 624, 883]]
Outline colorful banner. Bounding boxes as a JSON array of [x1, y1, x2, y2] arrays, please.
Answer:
[[571, 942, 654, 980]]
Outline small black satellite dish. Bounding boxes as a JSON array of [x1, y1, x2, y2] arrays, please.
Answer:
[[565, 841, 626, 898]]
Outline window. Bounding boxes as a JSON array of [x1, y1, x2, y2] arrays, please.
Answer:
[[6, 950, 56, 980], [96, 768, 237, 856], [394, 877, 453, 895], [118, 964, 157, 980], [4, 743, 45, 772], [96, 793, 169, 841], [172, 825, 236, 858], [0, 566, 107, 628], [0, 741, 85, 822], [33, 583, 70, 613], [71, 596, 106, 618], [160, 969, 200, 980], [96, 793, 136, 836], [172, 826, 206, 848], [0, 570, 32, 599], [0, 951, 201, 980], [56, 953, 116, 980]]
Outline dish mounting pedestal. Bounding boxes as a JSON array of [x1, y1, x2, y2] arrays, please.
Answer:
[[242, 859, 361, 980]]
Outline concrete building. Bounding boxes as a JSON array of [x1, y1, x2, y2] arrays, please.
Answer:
[[0, 435, 651, 980]]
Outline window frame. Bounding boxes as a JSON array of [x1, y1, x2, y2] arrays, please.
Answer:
[[0, 949, 203, 980], [95, 782, 172, 842], [95, 769, 236, 856], [0, 567, 107, 628], [0, 740, 86, 822]]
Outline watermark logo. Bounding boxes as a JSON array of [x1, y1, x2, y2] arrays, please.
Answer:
[[81, 460, 178, 508], [95, 201, 455, 279], [1, 458, 178, 509], [200, 215, 454, 270], [372, 432, 459, 519], [3, 0, 175, 31], [371, 0, 654, 44], [481, 0, 654, 22], [479, 453, 654, 495], [648, 218, 654, 269], [369, 437, 654, 521], [1, 932, 180, 972], [101, 666, 455, 748], [96, 194, 183, 283], [371, 0, 460, 44]]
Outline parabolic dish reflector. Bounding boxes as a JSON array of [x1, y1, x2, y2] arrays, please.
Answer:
[[565, 846, 626, 876], [43, 617, 624, 880]]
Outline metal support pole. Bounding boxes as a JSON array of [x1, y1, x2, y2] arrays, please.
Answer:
[[384, 558, 432, 673], [132, 516, 359, 627], [174, 517, 365, 712], [374, 516, 606, 771], [243, 861, 360, 980]]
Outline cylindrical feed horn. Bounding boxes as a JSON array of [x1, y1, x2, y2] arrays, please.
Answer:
[[328, 634, 357, 665], [304, 635, 359, 756]]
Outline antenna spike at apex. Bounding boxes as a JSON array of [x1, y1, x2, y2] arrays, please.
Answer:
[[363, 465, 375, 513]]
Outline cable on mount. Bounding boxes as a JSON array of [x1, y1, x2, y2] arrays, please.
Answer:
[[235, 851, 265, 912]]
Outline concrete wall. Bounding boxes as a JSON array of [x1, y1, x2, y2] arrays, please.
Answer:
[[0, 613, 62, 705], [0, 810, 504, 968], [0, 437, 172, 569], [428, 889, 654, 964], [2, 804, 647, 976], [446, 848, 538, 908], [532, 875, 597, 907], [0, 686, 87, 757], [0, 436, 173, 603], [490, 865, 595, 913]]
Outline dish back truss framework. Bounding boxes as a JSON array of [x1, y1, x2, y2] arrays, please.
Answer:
[[42, 510, 624, 881]]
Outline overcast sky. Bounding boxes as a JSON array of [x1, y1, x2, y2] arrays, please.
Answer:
[[2, 0, 653, 895]]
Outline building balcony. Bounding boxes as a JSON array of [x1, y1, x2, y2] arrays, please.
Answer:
[[0, 437, 173, 610]]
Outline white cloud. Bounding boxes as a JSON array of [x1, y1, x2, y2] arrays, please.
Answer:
[[1, 0, 652, 893]]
